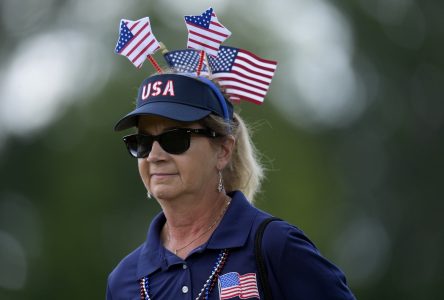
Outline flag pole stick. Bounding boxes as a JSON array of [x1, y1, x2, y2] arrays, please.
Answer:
[[204, 52, 213, 78], [196, 50, 205, 76], [147, 54, 162, 73]]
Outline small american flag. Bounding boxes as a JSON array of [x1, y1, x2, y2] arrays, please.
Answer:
[[163, 47, 277, 104], [115, 17, 160, 68], [208, 46, 278, 104], [163, 49, 209, 74], [218, 272, 260, 299], [184, 7, 231, 57]]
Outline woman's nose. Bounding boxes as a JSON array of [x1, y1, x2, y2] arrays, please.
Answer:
[[146, 141, 166, 162]]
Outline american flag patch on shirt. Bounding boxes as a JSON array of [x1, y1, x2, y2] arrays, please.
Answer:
[[218, 272, 260, 299]]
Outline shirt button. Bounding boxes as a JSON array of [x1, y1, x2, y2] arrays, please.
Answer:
[[182, 286, 189, 294], [182, 264, 188, 270]]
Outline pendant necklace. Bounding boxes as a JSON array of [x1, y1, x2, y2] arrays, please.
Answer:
[[140, 198, 232, 299], [140, 249, 229, 300], [167, 198, 231, 256]]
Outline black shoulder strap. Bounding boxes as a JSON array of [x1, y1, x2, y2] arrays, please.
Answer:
[[255, 217, 281, 300]]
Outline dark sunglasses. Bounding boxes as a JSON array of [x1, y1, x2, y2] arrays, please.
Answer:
[[123, 128, 220, 158]]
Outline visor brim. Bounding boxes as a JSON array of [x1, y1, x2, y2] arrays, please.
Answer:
[[114, 101, 212, 131]]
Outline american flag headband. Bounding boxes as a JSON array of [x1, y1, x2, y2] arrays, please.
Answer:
[[114, 7, 278, 109]]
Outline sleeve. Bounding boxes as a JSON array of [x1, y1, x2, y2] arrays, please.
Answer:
[[262, 221, 356, 300]]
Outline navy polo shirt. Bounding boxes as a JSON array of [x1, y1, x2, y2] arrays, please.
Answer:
[[106, 191, 355, 299]]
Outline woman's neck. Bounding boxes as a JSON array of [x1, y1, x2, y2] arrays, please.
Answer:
[[159, 192, 231, 259]]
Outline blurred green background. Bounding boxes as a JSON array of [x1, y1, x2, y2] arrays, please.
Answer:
[[0, 0, 443, 299]]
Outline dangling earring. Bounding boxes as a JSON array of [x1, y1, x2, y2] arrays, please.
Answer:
[[147, 191, 152, 199], [217, 170, 224, 193]]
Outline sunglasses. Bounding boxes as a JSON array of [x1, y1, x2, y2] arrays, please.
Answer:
[[123, 128, 220, 158]]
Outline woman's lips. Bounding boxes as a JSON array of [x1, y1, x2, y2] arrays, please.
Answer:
[[150, 173, 178, 179]]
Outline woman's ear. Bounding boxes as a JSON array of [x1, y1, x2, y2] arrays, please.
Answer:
[[217, 136, 235, 170]]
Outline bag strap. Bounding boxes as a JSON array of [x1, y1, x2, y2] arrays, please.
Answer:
[[255, 217, 281, 300]]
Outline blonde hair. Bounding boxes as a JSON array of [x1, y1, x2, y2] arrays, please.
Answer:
[[201, 113, 264, 203]]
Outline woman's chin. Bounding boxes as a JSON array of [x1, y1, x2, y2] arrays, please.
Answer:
[[151, 186, 180, 200]]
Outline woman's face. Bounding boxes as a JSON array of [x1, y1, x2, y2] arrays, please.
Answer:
[[137, 115, 221, 201]]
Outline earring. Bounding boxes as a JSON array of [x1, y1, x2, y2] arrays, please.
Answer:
[[147, 191, 152, 199], [217, 170, 224, 193]]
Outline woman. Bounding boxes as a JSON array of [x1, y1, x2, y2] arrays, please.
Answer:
[[106, 72, 356, 299]]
